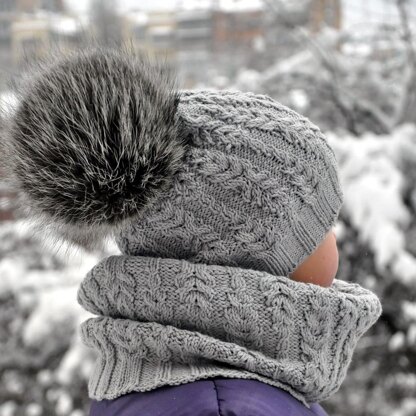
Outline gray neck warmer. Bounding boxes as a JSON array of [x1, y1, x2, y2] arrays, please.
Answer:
[[78, 254, 382, 408]]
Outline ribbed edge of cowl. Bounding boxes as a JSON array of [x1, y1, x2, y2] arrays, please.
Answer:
[[81, 335, 310, 407], [79, 277, 381, 407]]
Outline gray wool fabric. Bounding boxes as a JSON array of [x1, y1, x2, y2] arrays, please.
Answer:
[[77, 89, 382, 407]]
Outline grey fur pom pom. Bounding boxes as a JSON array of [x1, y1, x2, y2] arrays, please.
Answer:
[[2, 46, 188, 249]]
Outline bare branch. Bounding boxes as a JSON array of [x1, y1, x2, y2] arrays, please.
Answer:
[[262, 0, 393, 134]]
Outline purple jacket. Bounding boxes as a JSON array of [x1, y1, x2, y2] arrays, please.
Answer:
[[89, 378, 329, 416]]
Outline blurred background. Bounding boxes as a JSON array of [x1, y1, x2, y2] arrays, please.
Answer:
[[1, 0, 416, 415]]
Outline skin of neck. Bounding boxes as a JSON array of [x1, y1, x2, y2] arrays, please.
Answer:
[[288, 229, 339, 287]]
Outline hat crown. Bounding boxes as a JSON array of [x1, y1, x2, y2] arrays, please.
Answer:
[[117, 89, 344, 277]]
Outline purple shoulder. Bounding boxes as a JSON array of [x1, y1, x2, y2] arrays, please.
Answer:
[[89, 378, 329, 416]]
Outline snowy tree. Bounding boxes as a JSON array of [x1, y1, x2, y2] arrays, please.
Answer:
[[1, 1, 416, 415], [227, 0, 416, 136], [321, 125, 416, 415], [0, 221, 118, 416]]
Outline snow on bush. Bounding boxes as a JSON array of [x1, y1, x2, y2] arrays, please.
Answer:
[[327, 124, 416, 285], [0, 220, 118, 415]]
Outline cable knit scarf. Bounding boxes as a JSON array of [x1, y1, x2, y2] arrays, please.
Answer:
[[77, 254, 382, 408]]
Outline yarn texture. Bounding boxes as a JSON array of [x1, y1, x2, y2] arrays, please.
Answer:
[[118, 90, 345, 277], [78, 256, 382, 407], [76, 89, 382, 408]]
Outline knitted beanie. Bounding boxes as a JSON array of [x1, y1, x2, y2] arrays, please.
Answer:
[[3, 47, 382, 407], [116, 88, 344, 278], [3, 46, 342, 274]]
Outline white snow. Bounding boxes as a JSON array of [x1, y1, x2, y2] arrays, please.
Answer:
[[218, 0, 264, 12], [3, 372, 24, 395], [0, 402, 17, 416], [402, 301, 416, 322], [253, 35, 265, 53], [55, 391, 73, 415], [49, 16, 82, 35], [12, 19, 49, 32], [389, 331, 406, 351], [149, 26, 174, 36], [176, 0, 213, 12], [0, 220, 112, 294], [0, 91, 18, 117], [55, 318, 96, 385], [137, 0, 264, 12], [407, 324, 416, 346], [392, 398, 416, 416], [69, 411, 84, 416], [37, 369, 54, 387], [262, 50, 315, 81], [26, 403, 42, 416], [289, 88, 309, 111], [233, 69, 261, 92], [327, 124, 416, 284], [22, 286, 81, 348], [333, 219, 347, 242], [0, 220, 119, 411], [126, 11, 149, 26], [392, 252, 416, 285]]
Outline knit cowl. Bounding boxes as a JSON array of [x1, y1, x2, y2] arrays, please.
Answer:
[[77, 254, 382, 408]]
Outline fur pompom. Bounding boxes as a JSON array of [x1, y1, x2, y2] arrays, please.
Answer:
[[3, 46, 188, 249]]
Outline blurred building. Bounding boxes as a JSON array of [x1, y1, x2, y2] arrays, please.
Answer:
[[0, 0, 66, 46], [11, 16, 50, 64], [310, 0, 342, 32], [147, 11, 177, 58], [123, 10, 176, 59], [124, 7, 215, 86], [0, 0, 84, 68], [11, 13, 84, 66], [2, 0, 344, 88], [123, 0, 266, 86], [176, 8, 214, 86], [212, 1, 265, 80], [212, 8, 264, 54]]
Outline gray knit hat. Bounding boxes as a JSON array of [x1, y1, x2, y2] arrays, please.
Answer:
[[117, 89, 344, 278], [3, 47, 343, 276]]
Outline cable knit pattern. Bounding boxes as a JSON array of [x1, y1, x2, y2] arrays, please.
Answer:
[[115, 90, 344, 278], [76, 90, 383, 408], [78, 255, 382, 407]]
